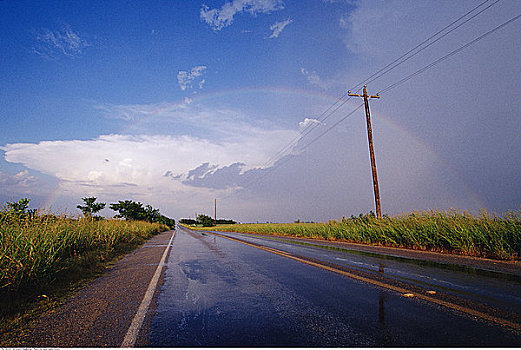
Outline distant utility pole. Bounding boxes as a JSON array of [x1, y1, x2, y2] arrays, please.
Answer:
[[214, 198, 217, 226], [348, 85, 382, 218]]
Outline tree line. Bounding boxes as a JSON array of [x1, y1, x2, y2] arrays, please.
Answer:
[[1, 197, 175, 229], [180, 215, 236, 227], [77, 197, 175, 228]]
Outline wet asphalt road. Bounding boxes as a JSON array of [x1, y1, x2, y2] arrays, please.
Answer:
[[145, 226, 521, 347], [215, 230, 521, 317]]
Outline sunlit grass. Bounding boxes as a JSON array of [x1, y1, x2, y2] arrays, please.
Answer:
[[196, 210, 521, 261], [0, 213, 168, 314]]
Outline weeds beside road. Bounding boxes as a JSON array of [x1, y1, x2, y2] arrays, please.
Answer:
[[0, 214, 168, 317], [197, 210, 521, 261]]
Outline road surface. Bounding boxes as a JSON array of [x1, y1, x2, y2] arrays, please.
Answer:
[[21, 225, 521, 347], [145, 225, 521, 347]]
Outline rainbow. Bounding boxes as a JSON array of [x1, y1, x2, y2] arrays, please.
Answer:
[[42, 87, 485, 212]]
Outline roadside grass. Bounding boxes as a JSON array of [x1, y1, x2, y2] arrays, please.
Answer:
[[191, 210, 521, 261], [0, 214, 168, 345]]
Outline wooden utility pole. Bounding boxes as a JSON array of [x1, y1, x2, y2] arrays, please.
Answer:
[[214, 198, 217, 226], [348, 85, 382, 218]]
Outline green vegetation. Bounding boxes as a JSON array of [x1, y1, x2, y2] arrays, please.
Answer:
[[180, 218, 197, 225], [0, 198, 170, 320], [197, 214, 215, 227], [76, 196, 106, 218], [180, 216, 236, 227], [5, 198, 37, 219], [216, 219, 237, 225], [0, 197, 174, 345], [110, 199, 175, 228], [200, 210, 521, 261]]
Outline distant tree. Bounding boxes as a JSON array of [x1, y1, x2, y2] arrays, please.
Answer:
[[6, 198, 30, 216], [157, 215, 176, 229], [77, 197, 106, 217], [197, 214, 214, 227], [144, 204, 161, 222], [216, 219, 237, 225], [180, 218, 197, 225], [110, 200, 146, 221], [3, 198, 36, 219], [109, 200, 175, 228]]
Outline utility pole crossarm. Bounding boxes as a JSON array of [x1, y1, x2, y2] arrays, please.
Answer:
[[347, 85, 383, 218], [348, 87, 380, 99]]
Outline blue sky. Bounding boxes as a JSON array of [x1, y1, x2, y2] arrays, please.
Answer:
[[1, 0, 520, 222]]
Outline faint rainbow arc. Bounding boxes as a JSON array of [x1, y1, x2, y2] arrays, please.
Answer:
[[42, 87, 485, 212]]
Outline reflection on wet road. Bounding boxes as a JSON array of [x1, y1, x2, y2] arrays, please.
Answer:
[[147, 226, 521, 347], [216, 231, 521, 313]]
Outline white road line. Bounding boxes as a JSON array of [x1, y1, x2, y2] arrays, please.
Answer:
[[121, 230, 176, 348]]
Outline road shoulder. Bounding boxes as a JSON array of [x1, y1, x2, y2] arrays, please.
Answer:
[[19, 230, 175, 348]]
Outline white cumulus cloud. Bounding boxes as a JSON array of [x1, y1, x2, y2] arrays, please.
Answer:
[[269, 18, 292, 38], [0, 124, 298, 218], [1, 126, 298, 197], [177, 65, 207, 91], [299, 118, 321, 129], [201, 0, 285, 31]]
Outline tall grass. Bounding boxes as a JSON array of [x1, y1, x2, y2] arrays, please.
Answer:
[[0, 213, 168, 310], [205, 210, 521, 261]]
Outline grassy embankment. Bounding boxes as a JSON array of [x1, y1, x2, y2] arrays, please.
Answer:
[[195, 210, 521, 261], [0, 213, 168, 344]]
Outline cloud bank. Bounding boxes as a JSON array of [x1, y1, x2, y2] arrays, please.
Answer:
[[1, 97, 300, 218], [1, 130, 297, 188]]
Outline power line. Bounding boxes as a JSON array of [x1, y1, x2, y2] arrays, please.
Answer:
[[296, 104, 364, 154], [236, 104, 365, 192], [258, 0, 501, 171], [225, 1, 516, 198], [219, 102, 362, 200], [260, 92, 350, 168], [218, 95, 355, 199], [298, 6, 520, 151], [361, 0, 501, 88], [379, 12, 521, 95]]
